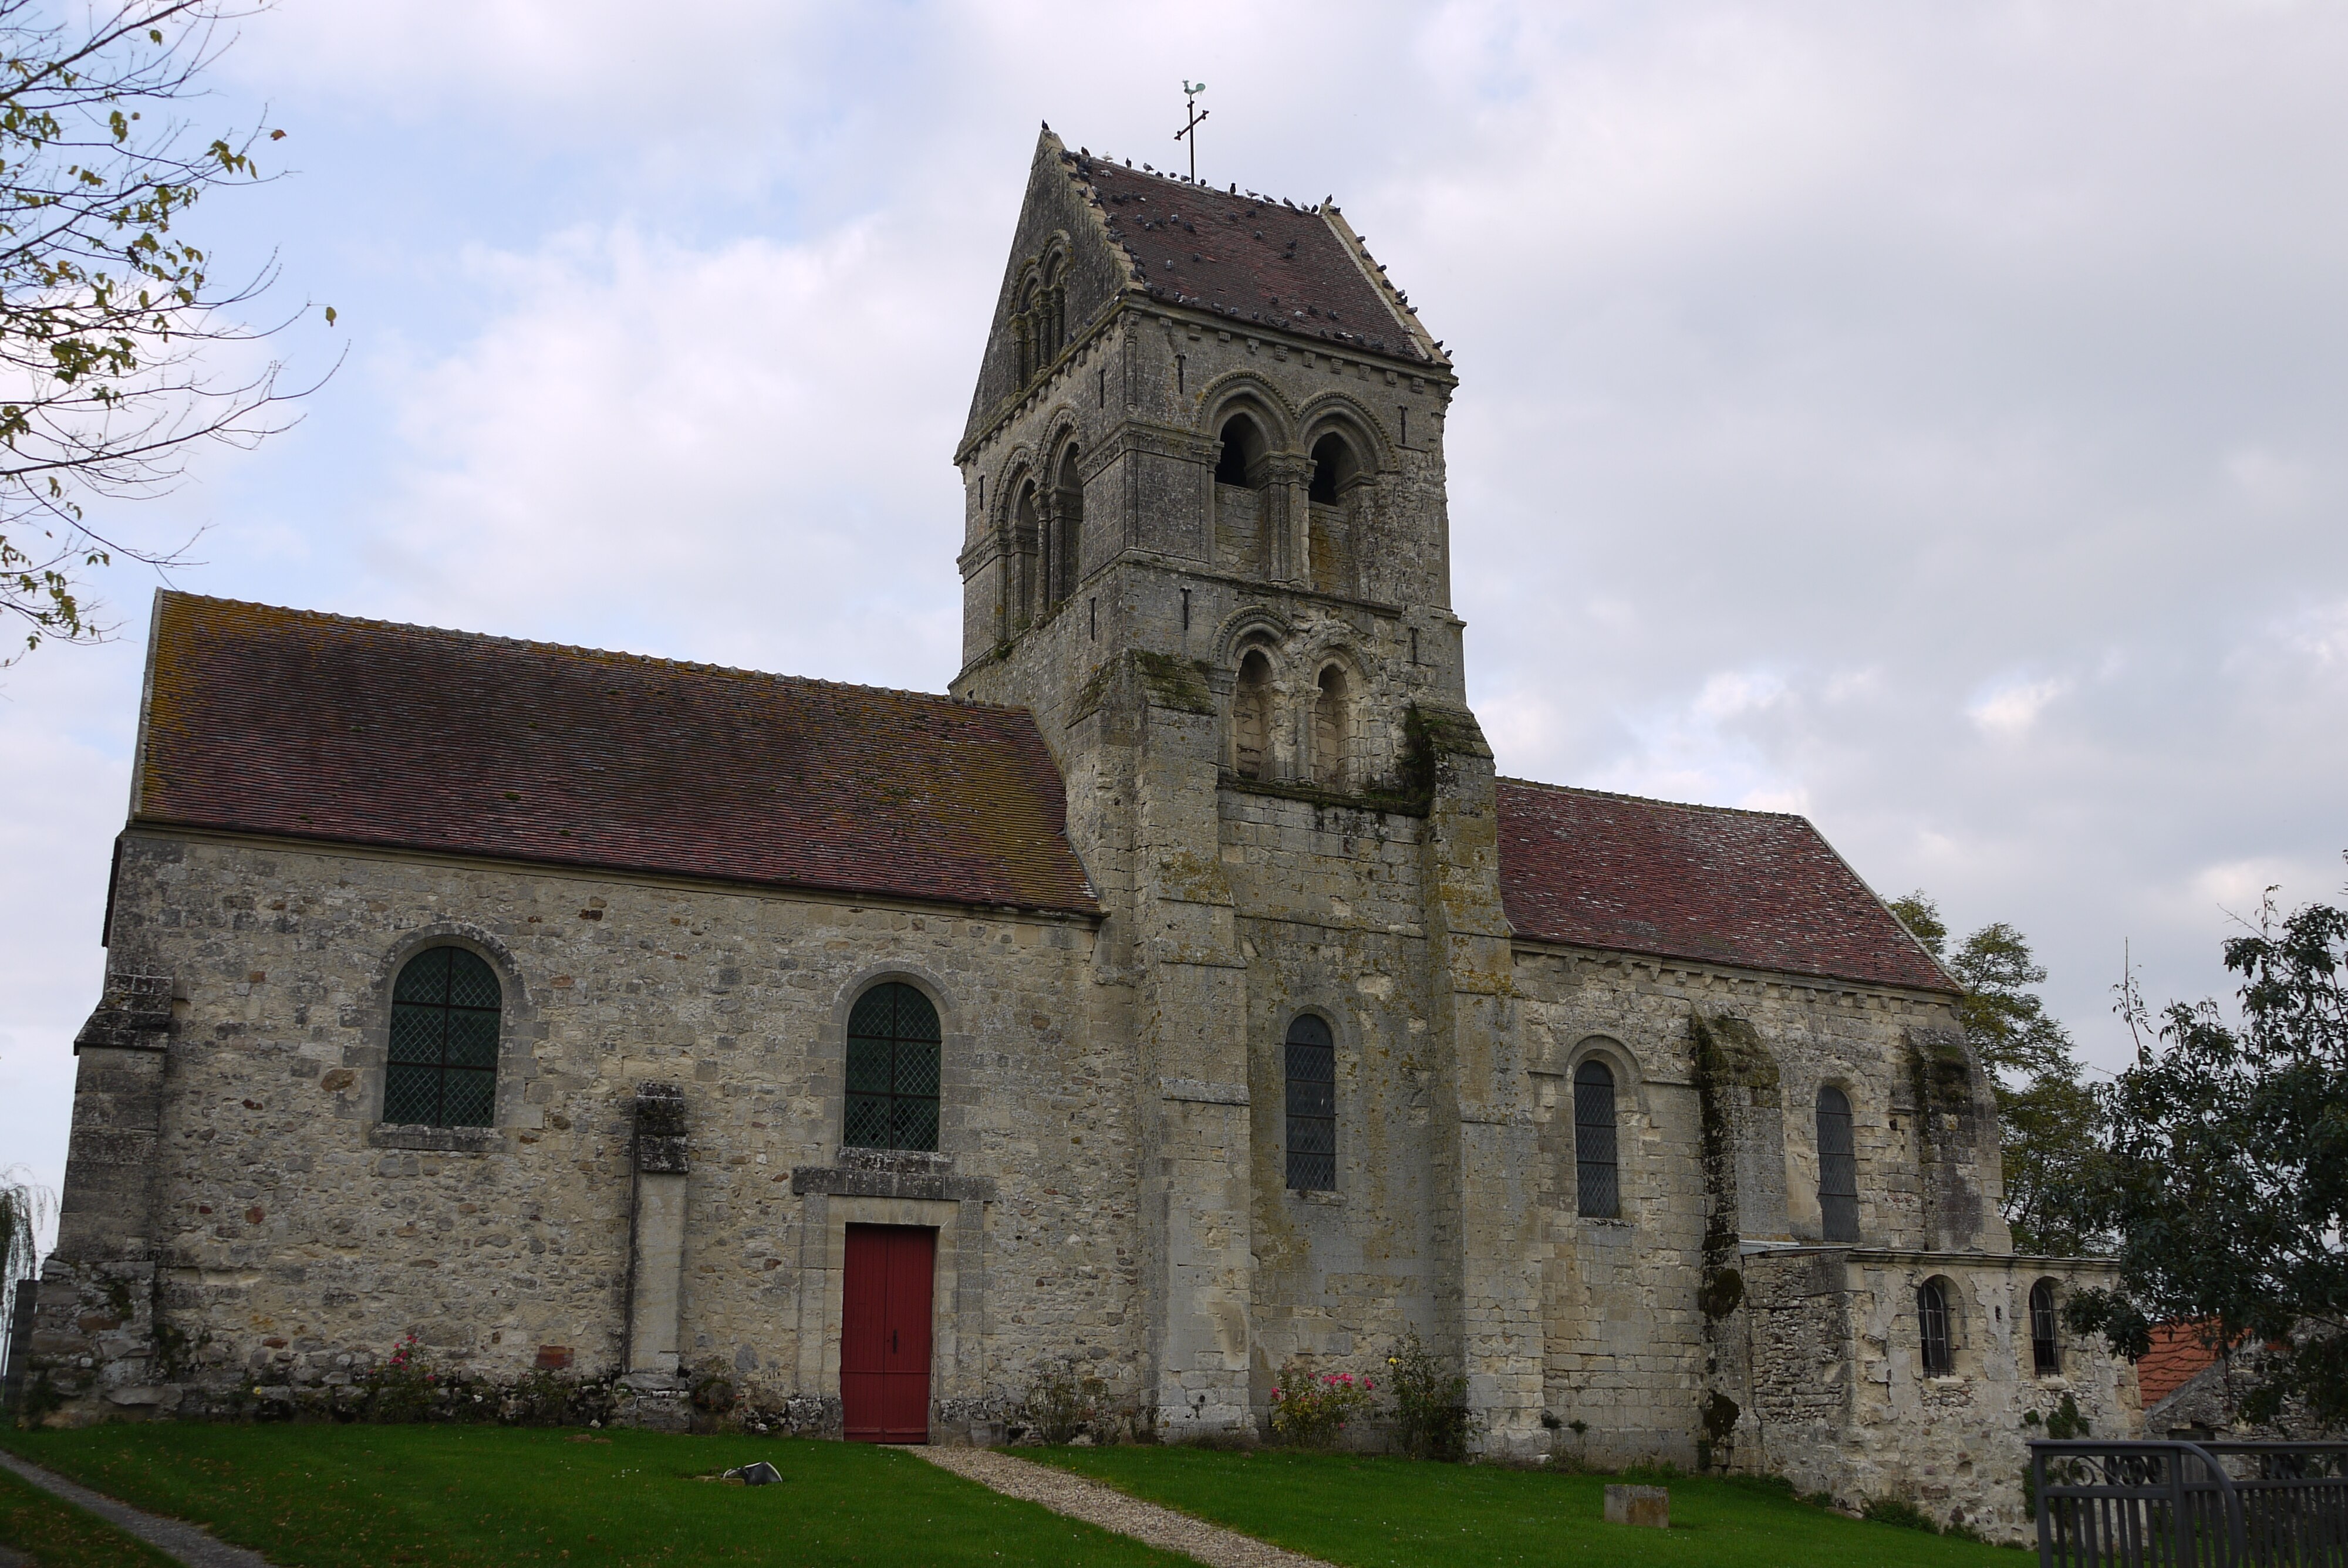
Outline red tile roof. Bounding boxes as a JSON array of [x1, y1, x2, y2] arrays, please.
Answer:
[[1495, 780, 1957, 993], [2137, 1322, 2226, 1408], [134, 593, 1098, 915], [1072, 153, 1436, 363]]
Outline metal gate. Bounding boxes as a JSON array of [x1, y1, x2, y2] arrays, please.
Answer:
[[2032, 1440, 2348, 1567]]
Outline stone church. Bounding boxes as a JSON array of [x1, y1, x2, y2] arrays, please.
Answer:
[[32, 129, 2137, 1533]]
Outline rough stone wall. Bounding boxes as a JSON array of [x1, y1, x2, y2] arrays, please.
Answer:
[[1742, 1250, 2138, 1542], [33, 830, 1131, 1437]]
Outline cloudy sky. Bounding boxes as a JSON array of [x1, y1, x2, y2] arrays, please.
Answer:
[[4, 0, 2344, 1232]]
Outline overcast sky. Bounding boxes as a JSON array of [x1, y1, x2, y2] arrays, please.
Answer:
[[3, 0, 2344, 1236]]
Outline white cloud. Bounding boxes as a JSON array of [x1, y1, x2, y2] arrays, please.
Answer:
[[1966, 677, 2067, 740]]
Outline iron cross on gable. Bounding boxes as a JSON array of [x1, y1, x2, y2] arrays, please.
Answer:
[[1175, 82, 1208, 181]]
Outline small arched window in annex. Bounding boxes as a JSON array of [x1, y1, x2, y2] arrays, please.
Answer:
[[2029, 1279, 2062, 1377], [1917, 1276, 1956, 1377], [1817, 1084, 1860, 1243], [1574, 1058, 1620, 1218], [1233, 648, 1273, 781], [387, 945, 501, 1128], [1311, 664, 1351, 791], [1052, 445, 1084, 607], [1284, 1013, 1336, 1191], [844, 982, 943, 1153]]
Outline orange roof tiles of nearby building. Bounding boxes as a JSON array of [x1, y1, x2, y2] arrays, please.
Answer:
[[2137, 1322, 2228, 1408], [1071, 150, 1438, 364], [1495, 779, 1959, 994], [132, 593, 1099, 917]]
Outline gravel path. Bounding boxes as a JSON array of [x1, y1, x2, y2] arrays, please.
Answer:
[[912, 1446, 1338, 1568], [0, 1449, 275, 1568]]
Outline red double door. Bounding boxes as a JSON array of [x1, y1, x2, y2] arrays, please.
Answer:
[[841, 1224, 935, 1443]]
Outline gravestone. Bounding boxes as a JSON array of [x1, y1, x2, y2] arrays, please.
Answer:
[[1604, 1484, 1669, 1529]]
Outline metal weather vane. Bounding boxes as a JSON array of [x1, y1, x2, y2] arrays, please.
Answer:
[[1176, 82, 1208, 181]]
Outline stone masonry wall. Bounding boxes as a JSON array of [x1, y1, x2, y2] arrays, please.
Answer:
[[39, 829, 1134, 1435]]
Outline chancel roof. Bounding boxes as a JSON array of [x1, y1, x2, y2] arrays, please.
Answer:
[[1496, 779, 1958, 994], [1072, 150, 1439, 363], [133, 593, 1098, 916]]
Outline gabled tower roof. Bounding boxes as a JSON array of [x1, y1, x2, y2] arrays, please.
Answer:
[[962, 129, 1446, 452]]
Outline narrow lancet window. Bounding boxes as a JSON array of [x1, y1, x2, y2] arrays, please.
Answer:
[[1574, 1059, 1620, 1218], [1918, 1278, 1955, 1376], [1817, 1084, 1860, 1243], [2030, 1279, 2062, 1376], [1284, 1014, 1335, 1191]]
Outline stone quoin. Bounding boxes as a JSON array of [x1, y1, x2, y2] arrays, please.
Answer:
[[26, 128, 2137, 1541]]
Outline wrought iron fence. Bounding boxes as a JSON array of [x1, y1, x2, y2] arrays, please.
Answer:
[[2033, 1440, 2348, 1567]]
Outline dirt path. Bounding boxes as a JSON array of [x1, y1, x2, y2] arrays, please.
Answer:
[[912, 1446, 1340, 1568], [0, 1449, 275, 1568]]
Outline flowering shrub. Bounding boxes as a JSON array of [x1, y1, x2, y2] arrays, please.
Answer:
[[1268, 1361, 1375, 1448]]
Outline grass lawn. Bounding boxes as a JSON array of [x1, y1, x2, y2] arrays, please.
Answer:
[[0, 1459, 178, 1566], [1027, 1445, 2022, 1568], [0, 1425, 1195, 1567]]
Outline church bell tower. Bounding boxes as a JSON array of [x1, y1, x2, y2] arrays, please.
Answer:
[[952, 130, 1532, 1447]]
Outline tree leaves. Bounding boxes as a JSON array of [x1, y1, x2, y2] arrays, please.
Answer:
[[2071, 877, 2348, 1428], [0, 0, 319, 665]]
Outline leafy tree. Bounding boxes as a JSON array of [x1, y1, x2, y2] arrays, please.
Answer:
[[1888, 892, 2109, 1255], [0, 1, 327, 664], [2068, 881, 2348, 1428]]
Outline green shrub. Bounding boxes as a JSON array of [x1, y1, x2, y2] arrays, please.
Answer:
[[1384, 1331, 1470, 1461], [1017, 1357, 1106, 1445], [1863, 1495, 1941, 1533]]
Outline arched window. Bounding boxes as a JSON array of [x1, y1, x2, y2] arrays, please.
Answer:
[[2030, 1279, 2061, 1376], [1052, 446, 1084, 606], [1284, 1013, 1335, 1191], [1308, 431, 1360, 505], [1574, 1059, 1620, 1218], [1233, 648, 1273, 780], [845, 982, 942, 1153], [387, 945, 501, 1128], [1311, 665, 1350, 790], [1014, 277, 1038, 384], [1817, 1084, 1860, 1243], [1216, 413, 1264, 487], [1918, 1277, 1955, 1377]]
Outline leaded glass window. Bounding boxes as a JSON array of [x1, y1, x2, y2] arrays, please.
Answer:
[[1918, 1278, 1955, 1377], [2030, 1279, 2062, 1376], [1284, 1014, 1335, 1191], [386, 946, 500, 1128], [844, 982, 942, 1153], [1817, 1084, 1860, 1243], [1574, 1059, 1620, 1218]]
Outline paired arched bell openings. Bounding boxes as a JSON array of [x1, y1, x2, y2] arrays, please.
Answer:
[[994, 437, 1086, 633], [1302, 423, 1369, 597], [1815, 1082, 1861, 1243], [1230, 638, 1279, 781], [1011, 244, 1070, 387], [1567, 1038, 1635, 1220], [1209, 395, 1287, 578]]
